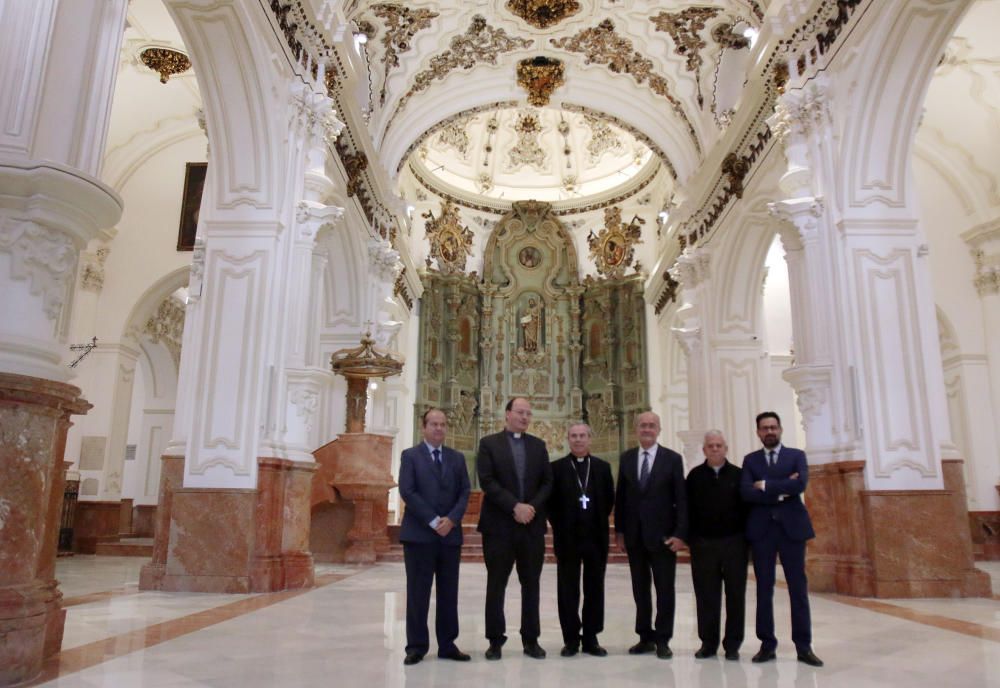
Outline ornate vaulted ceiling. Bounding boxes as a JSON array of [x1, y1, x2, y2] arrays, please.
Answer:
[[337, 0, 765, 203], [412, 105, 655, 202]]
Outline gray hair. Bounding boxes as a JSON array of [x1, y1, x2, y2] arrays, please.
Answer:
[[703, 429, 727, 443], [567, 422, 593, 438]]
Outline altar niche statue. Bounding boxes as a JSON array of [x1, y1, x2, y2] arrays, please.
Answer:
[[520, 297, 543, 352]]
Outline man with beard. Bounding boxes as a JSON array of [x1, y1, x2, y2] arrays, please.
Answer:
[[741, 411, 823, 667]]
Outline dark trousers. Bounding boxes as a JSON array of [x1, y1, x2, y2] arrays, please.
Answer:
[[751, 522, 812, 652], [690, 534, 748, 654], [482, 528, 545, 643], [555, 539, 607, 647], [626, 544, 677, 642], [403, 540, 461, 655]]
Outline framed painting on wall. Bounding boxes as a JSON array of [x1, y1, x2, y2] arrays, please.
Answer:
[[176, 162, 207, 251]]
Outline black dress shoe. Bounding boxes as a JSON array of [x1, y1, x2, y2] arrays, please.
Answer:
[[797, 649, 824, 667], [725, 650, 740, 661], [752, 648, 776, 663], [523, 642, 546, 659], [628, 640, 656, 655], [438, 648, 471, 661], [582, 643, 608, 657], [694, 646, 717, 659], [403, 652, 424, 666], [485, 643, 502, 661], [560, 645, 579, 657], [656, 642, 673, 659]]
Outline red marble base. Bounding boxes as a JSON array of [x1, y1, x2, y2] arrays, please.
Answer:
[[0, 373, 90, 685], [140, 457, 316, 594], [312, 434, 395, 565], [807, 459, 990, 598], [968, 511, 1000, 561]]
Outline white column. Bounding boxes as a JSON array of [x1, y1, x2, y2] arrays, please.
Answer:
[[0, 0, 125, 381], [767, 76, 857, 466], [963, 223, 1000, 508], [670, 247, 711, 468]]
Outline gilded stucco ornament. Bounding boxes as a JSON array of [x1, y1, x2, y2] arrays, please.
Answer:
[[506, 0, 581, 29], [649, 7, 722, 107], [392, 16, 533, 119], [551, 20, 700, 153], [369, 4, 440, 105], [516, 56, 565, 107], [423, 200, 474, 275], [587, 206, 644, 279], [139, 47, 191, 84]]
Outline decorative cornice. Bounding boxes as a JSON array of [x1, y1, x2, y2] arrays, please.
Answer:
[[678, 0, 865, 249], [551, 20, 701, 155], [506, 0, 581, 30], [390, 16, 534, 122], [394, 268, 414, 310], [516, 56, 565, 107], [653, 270, 680, 315]]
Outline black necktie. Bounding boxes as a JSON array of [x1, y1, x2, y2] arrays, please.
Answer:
[[639, 450, 651, 488], [768, 450, 776, 468], [433, 448, 443, 476]]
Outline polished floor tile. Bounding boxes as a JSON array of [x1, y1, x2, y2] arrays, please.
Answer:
[[34, 558, 1000, 687]]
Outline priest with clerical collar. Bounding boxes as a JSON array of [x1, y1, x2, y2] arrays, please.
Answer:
[[476, 397, 553, 661], [547, 422, 615, 657]]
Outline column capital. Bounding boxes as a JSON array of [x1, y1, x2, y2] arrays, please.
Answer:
[[962, 220, 1000, 297], [668, 245, 712, 292], [768, 196, 825, 248]]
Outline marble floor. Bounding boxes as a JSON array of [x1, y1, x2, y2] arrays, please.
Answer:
[[32, 557, 1000, 687]]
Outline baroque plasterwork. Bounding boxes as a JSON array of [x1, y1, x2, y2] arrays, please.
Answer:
[[586, 206, 644, 279], [505, 0, 581, 30], [649, 7, 722, 108], [506, 111, 548, 171], [0, 218, 77, 320], [369, 4, 440, 106], [391, 15, 534, 120], [143, 296, 185, 366], [551, 19, 701, 154], [80, 247, 110, 292], [422, 200, 474, 274]]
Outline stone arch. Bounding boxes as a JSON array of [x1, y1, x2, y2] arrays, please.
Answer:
[[163, 0, 283, 213], [842, 0, 970, 210]]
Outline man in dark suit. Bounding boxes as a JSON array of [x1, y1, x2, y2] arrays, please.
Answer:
[[740, 411, 823, 667], [547, 422, 615, 657], [615, 411, 688, 659], [477, 397, 553, 660], [398, 408, 471, 666], [686, 430, 747, 661]]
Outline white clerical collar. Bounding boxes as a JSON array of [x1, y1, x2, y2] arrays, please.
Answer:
[[574, 455, 588, 463], [510, 432, 523, 439]]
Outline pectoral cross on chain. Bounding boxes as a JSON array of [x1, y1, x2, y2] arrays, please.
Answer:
[[579, 494, 590, 510]]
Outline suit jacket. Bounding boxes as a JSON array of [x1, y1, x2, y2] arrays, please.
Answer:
[[615, 444, 689, 550], [398, 443, 471, 546], [547, 454, 614, 558], [739, 446, 815, 542], [476, 430, 553, 536]]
